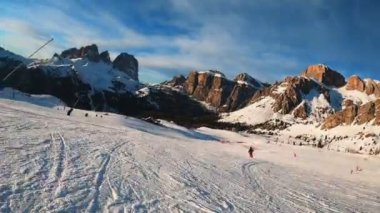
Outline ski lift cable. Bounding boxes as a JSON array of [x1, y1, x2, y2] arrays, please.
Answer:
[[2, 38, 54, 82]]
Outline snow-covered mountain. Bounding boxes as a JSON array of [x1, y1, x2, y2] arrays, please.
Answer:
[[0, 45, 214, 124], [222, 64, 380, 154], [2, 46, 380, 155]]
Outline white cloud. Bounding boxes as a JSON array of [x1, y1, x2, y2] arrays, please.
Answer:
[[0, 0, 305, 83]]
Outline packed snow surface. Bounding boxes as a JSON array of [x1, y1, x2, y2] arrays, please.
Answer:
[[221, 97, 277, 125], [1, 97, 380, 212]]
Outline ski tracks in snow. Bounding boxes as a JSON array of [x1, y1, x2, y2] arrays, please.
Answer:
[[241, 160, 380, 212], [50, 132, 67, 197], [1, 101, 380, 212]]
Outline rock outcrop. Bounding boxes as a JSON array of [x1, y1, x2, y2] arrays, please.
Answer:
[[321, 100, 359, 129], [346, 75, 365, 92], [342, 100, 358, 125], [293, 101, 308, 119], [356, 101, 376, 125], [323, 99, 380, 129], [322, 111, 344, 129], [301, 64, 346, 87], [234, 73, 264, 88], [183, 70, 264, 112], [112, 53, 139, 81], [99, 51, 111, 64], [364, 79, 380, 96], [251, 76, 330, 117], [344, 76, 380, 97], [375, 99, 380, 125], [61, 44, 99, 61]]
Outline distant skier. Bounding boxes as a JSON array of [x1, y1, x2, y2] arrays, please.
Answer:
[[67, 108, 74, 116], [248, 146, 254, 158]]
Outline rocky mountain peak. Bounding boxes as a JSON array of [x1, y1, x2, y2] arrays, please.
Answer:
[[234, 73, 263, 88], [61, 44, 99, 61], [346, 75, 365, 92], [182, 70, 265, 112], [112, 53, 139, 81], [165, 75, 186, 87], [345, 75, 380, 97], [301, 64, 346, 87], [99, 51, 111, 64]]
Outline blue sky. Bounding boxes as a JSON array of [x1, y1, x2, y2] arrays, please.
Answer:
[[0, 0, 379, 83]]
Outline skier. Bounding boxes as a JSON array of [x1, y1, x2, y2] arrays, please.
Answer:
[[248, 146, 254, 158], [67, 108, 74, 116]]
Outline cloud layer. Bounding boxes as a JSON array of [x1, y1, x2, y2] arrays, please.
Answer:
[[1, 0, 379, 83]]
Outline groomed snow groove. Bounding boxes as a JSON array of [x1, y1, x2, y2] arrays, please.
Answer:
[[0, 98, 380, 212]]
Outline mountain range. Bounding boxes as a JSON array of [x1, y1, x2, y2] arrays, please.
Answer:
[[1, 44, 379, 155]]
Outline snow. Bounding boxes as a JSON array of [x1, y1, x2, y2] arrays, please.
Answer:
[[334, 86, 377, 106], [236, 80, 262, 89], [197, 70, 225, 78], [38, 57, 140, 92], [0, 87, 64, 108], [1, 97, 380, 212], [135, 87, 150, 97], [214, 73, 223, 78], [0, 48, 32, 64], [272, 83, 288, 94], [221, 97, 277, 125]]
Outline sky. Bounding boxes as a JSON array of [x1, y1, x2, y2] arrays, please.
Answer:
[[0, 0, 379, 83]]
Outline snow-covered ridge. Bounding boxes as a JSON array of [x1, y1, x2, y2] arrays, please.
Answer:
[[221, 96, 277, 125], [34, 56, 141, 92], [0, 47, 32, 64], [334, 86, 377, 105]]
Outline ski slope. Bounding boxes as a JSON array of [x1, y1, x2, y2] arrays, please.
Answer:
[[1, 98, 380, 212]]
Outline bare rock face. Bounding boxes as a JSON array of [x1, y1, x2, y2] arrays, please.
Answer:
[[322, 99, 380, 129], [356, 101, 376, 125], [374, 99, 380, 125], [293, 101, 308, 119], [222, 81, 257, 112], [164, 75, 186, 88], [364, 79, 380, 97], [251, 76, 329, 117], [61, 44, 99, 61], [301, 64, 346, 87], [322, 112, 344, 129], [346, 75, 365, 92], [186, 71, 233, 109], [234, 73, 264, 88], [342, 100, 358, 125], [343, 76, 380, 97], [112, 53, 139, 81], [184, 71, 263, 111], [99, 51, 111, 64], [185, 71, 199, 94]]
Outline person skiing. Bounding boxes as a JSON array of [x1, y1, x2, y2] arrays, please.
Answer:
[[248, 146, 254, 158], [67, 108, 74, 116]]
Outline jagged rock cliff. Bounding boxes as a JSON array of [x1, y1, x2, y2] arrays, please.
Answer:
[[179, 70, 265, 112]]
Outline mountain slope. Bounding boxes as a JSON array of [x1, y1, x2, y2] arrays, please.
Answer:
[[163, 70, 267, 112], [221, 65, 380, 154], [0, 46, 214, 123], [1, 97, 380, 212]]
